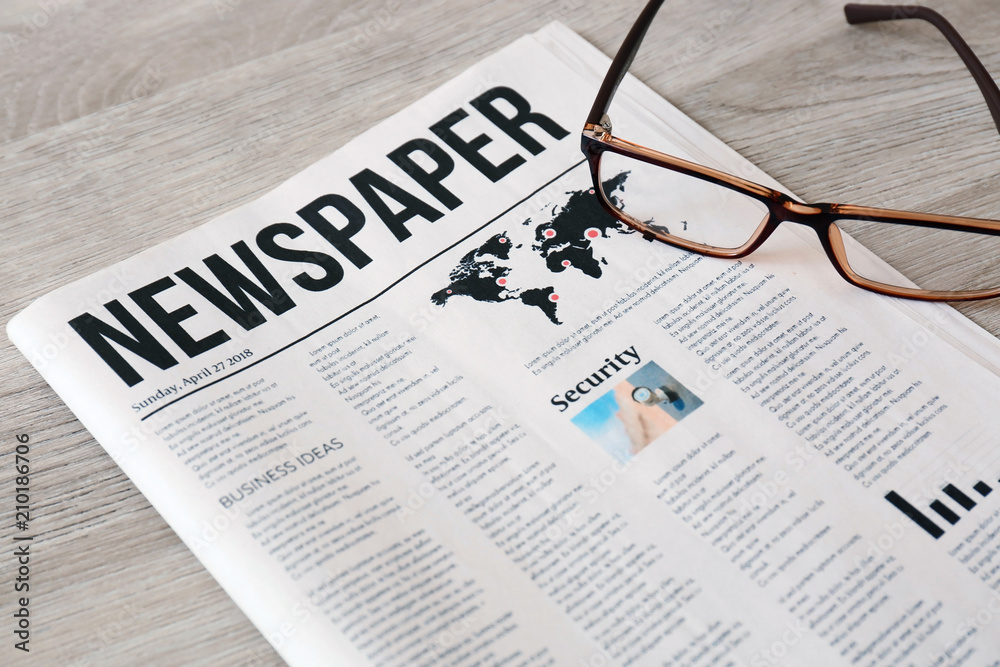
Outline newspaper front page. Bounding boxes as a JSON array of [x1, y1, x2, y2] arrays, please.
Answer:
[[9, 23, 1000, 666]]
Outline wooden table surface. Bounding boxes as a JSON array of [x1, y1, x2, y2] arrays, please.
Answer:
[[2, 0, 998, 664]]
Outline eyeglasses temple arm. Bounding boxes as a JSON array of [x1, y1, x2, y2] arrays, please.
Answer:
[[845, 4, 1000, 135], [586, 0, 666, 127]]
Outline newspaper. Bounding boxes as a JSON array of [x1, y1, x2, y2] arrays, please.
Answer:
[[9, 22, 1000, 666]]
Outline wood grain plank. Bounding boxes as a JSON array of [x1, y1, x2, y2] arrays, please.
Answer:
[[0, 0, 416, 144]]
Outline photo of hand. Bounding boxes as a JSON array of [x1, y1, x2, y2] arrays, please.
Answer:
[[572, 361, 703, 461]]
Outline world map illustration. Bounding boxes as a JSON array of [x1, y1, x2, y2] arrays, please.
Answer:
[[430, 171, 632, 324]]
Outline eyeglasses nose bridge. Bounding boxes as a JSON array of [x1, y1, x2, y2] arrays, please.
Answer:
[[782, 201, 824, 216]]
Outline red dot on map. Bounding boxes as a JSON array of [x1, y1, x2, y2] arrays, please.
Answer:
[[446, 289, 452, 294], [586, 228, 600, 239], [561, 260, 571, 267], [544, 229, 556, 238], [499, 237, 507, 243], [497, 278, 507, 286], [589, 189, 595, 195], [549, 294, 559, 302]]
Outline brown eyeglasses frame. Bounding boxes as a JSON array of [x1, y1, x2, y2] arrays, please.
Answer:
[[581, 1, 1000, 301]]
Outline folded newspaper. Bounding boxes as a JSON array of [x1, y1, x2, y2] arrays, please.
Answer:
[[10, 22, 1000, 666]]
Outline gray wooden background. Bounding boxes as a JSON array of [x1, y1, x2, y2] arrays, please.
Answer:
[[2, 0, 999, 664]]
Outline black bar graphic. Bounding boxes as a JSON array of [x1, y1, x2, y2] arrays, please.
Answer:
[[886, 491, 944, 539], [943, 484, 977, 510], [974, 481, 992, 497], [930, 500, 961, 525]]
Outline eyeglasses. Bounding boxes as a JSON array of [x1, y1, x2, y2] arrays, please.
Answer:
[[582, 2, 1000, 301]]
